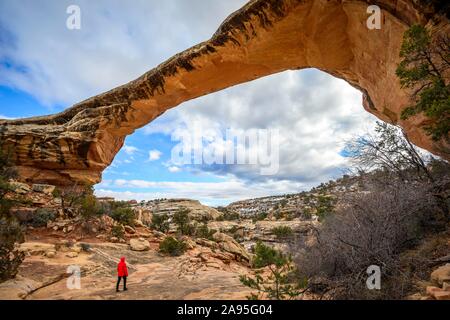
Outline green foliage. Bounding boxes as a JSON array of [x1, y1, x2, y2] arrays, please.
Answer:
[[151, 213, 170, 233], [0, 217, 25, 282], [0, 146, 24, 282], [111, 225, 124, 239], [396, 24, 449, 140], [195, 223, 216, 240], [30, 208, 56, 227], [240, 242, 307, 300], [252, 241, 288, 269], [79, 243, 91, 252], [302, 207, 312, 220], [271, 226, 294, 240], [215, 208, 240, 221], [173, 208, 193, 235], [159, 236, 187, 256], [252, 212, 268, 223], [316, 195, 335, 221], [110, 207, 135, 226], [79, 194, 102, 220]]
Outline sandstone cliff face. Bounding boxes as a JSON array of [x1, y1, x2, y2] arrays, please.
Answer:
[[0, 0, 448, 186]]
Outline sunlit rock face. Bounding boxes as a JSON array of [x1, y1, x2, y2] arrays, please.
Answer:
[[0, 0, 448, 186]]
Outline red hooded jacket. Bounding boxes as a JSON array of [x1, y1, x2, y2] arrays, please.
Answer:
[[117, 257, 128, 277]]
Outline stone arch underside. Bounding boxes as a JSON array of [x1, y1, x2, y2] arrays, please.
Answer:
[[0, 0, 448, 186]]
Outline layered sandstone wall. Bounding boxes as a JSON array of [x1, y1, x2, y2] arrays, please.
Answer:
[[0, 0, 448, 186]]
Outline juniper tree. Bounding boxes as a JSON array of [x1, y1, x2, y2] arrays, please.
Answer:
[[240, 241, 307, 300], [396, 24, 449, 141]]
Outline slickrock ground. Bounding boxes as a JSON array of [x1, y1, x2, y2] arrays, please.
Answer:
[[0, 240, 253, 300], [0, 0, 448, 186]]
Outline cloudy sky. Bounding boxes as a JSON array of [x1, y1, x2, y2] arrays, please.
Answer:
[[0, 0, 379, 206]]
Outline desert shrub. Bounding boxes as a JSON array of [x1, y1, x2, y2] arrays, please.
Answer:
[[227, 225, 244, 241], [53, 184, 93, 217], [111, 225, 124, 239], [301, 208, 313, 220], [240, 241, 307, 300], [159, 236, 187, 256], [79, 194, 102, 220], [315, 195, 335, 221], [110, 207, 135, 226], [252, 212, 268, 223], [180, 223, 196, 236], [100, 200, 130, 214], [0, 217, 25, 282], [30, 208, 56, 227], [274, 211, 283, 220], [151, 213, 170, 233], [271, 226, 294, 240], [79, 243, 91, 252], [0, 146, 25, 282], [216, 209, 240, 221], [293, 179, 445, 299], [280, 199, 288, 207], [195, 223, 216, 240], [173, 208, 194, 235]]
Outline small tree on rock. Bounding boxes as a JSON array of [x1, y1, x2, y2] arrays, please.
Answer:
[[240, 241, 307, 300], [396, 24, 449, 141]]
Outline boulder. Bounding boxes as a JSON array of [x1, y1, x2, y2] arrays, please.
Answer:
[[124, 225, 136, 234], [196, 238, 218, 249], [212, 232, 234, 243], [10, 182, 31, 194], [431, 264, 450, 285], [133, 219, 146, 228], [66, 252, 78, 258], [20, 242, 56, 256], [130, 238, 150, 251], [212, 232, 251, 262]]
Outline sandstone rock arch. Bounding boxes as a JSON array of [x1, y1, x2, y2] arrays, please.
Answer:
[[0, 0, 448, 186]]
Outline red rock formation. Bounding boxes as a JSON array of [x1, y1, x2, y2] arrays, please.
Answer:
[[0, 0, 448, 186]]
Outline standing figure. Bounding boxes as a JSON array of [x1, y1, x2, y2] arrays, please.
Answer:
[[116, 256, 128, 292]]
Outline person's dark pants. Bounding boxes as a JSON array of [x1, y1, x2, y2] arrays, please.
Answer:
[[116, 276, 127, 291]]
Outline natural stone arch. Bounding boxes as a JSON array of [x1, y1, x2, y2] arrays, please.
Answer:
[[0, 0, 448, 186]]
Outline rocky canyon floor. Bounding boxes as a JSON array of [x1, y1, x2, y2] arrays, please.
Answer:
[[0, 239, 253, 300]]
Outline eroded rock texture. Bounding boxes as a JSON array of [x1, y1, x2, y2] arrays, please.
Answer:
[[0, 0, 449, 186]]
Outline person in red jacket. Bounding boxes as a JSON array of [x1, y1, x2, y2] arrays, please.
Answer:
[[116, 256, 128, 292]]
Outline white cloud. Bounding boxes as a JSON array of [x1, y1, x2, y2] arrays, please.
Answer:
[[148, 149, 162, 161], [168, 166, 181, 173], [0, 0, 247, 107], [144, 70, 379, 184], [122, 145, 138, 155]]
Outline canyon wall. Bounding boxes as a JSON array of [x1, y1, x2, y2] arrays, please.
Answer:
[[0, 0, 448, 186]]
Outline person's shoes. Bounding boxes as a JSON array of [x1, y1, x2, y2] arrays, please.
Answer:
[[124, 288, 128, 291]]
